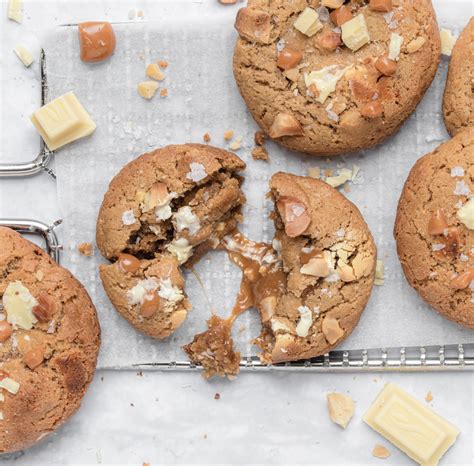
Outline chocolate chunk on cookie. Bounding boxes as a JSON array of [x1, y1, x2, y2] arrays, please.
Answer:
[[443, 19, 474, 136], [0, 227, 100, 453], [395, 128, 474, 328], [96, 144, 246, 339], [257, 172, 377, 363], [233, 0, 440, 156]]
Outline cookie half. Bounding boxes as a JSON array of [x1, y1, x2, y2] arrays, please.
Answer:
[[258, 172, 377, 363], [394, 128, 474, 328], [0, 227, 100, 453], [97, 144, 246, 339], [233, 0, 440, 156], [443, 18, 474, 136]]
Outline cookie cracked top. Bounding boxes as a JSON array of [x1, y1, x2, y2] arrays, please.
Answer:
[[233, 0, 440, 156], [96, 144, 246, 339], [0, 227, 100, 454], [395, 128, 474, 328]]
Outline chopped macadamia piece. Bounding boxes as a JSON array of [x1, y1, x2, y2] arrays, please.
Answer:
[[277, 47, 303, 70], [146, 63, 165, 81], [372, 444, 391, 459], [30, 91, 96, 151], [269, 113, 303, 138], [341, 15, 370, 51], [322, 316, 344, 344], [13, 45, 33, 67], [374, 260, 384, 285], [450, 269, 474, 290], [318, 30, 342, 51], [330, 6, 352, 27], [327, 392, 355, 428], [360, 101, 384, 119], [407, 36, 426, 53], [276, 196, 311, 237], [294, 8, 323, 37], [440, 28, 457, 56], [375, 55, 397, 76], [235, 7, 272, 44], [7, 0, 22, 23], [388, 33, 403, 60], [138, 81, 159, 99]]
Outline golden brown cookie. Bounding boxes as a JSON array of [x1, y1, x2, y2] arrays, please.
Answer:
[[233, 0, 440, 156], [0, 227, 100, 453], [394, 128, 474, 328], [443, 18, 474, 136], [258, 172, 377, 363], [96, 144, 246, 339]]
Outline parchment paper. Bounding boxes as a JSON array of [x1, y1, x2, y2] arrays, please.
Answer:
[[45, 4, 473, 369]]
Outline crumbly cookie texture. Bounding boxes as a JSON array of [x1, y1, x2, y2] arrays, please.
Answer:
[[443, 18, 473, 136], [257, 172, 376, 363], [394, 128, 474, 328], [0, 227, 100, 454], [96, 144, 246, 339], [233, 0, 440, 156]]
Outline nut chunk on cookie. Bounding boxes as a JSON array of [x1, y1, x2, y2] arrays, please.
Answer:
[[255, 173, 376, 363], [395, 128, 474, 328], [96, 144, 246, 339], [0, 227, 100, 454], [233, 0, 441, 155]]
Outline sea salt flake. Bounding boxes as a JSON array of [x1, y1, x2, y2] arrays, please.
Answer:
[[186, 162, 207, 183], [122, 210, 136, 226], [454, 180, 471, 196], [451, 166, 465, 177], [432, 243, 445, 251]]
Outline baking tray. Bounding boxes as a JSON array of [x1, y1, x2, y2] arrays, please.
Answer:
[[16, 2, 474, 371], [2, 220, 473, 372], [0, 51, 55, 179]]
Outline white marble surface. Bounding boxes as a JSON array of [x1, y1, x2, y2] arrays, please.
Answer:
[[0, 1, 473, 464]]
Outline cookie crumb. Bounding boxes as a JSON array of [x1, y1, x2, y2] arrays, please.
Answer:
[[158, 60, 168, 69], [440, 28, 456, 56], [224, 130, 234, 141], [372, 444, 391, 459], [308, 166, 321, 179], [219, 0, 238, 3], [326, 392, 355, 428], [229, 136, 242, 151], [78, 242, 93, 257], [255, 130, 265, 146], [425, 391, 433, 402], [252, 146, 269, 161], [214, 392, 220, 400], [203, 133, 211, 143], [160, 88, 169, 98]]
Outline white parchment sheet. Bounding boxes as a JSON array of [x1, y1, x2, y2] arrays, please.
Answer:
[[45, 4, 473, 369]]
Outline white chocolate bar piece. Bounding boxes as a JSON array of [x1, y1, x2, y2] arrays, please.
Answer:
[[7, 0, 22, 23], [30, 92, 96, 151], [13, 45, 33, 67], [363, 383, 459, 466]]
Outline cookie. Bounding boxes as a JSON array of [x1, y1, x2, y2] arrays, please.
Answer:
[[233, 0, 440, 156], [443, 18, 474, 136], [97, 144, 246, 339], [260, 173, 377, 363], [0, 227, 100, 453], [394, 128, 474, 328]]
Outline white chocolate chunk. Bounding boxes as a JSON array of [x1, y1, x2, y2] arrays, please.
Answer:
[[375, 260, 385, 285], [174, 206, 201, 235], [0, 377, 20, 395], [186, 162, 207, 182], [7, 0, 22, 23], [122, 210, 136, 225], [304, 65, 350, 104], [457, 198, 474, 230], [341, 15, 370, 51], [327, 392, 355, 428], [30, 91, 96, 151], [363, 383, 459, 466], [156, 204, 172, 221], [2, 281, 38, 330], [388, 33, 403, 61], [13, 45, 33, 67], [295, 305, 313, 337], [127, 278, 159, 305], [166, 238, 193, 264], [158, 278, 183, 303], [325, 168, 353, 188], [146, 63, 165, 81], [440, 28, 457, 56], [294, 8, 323, 37]]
